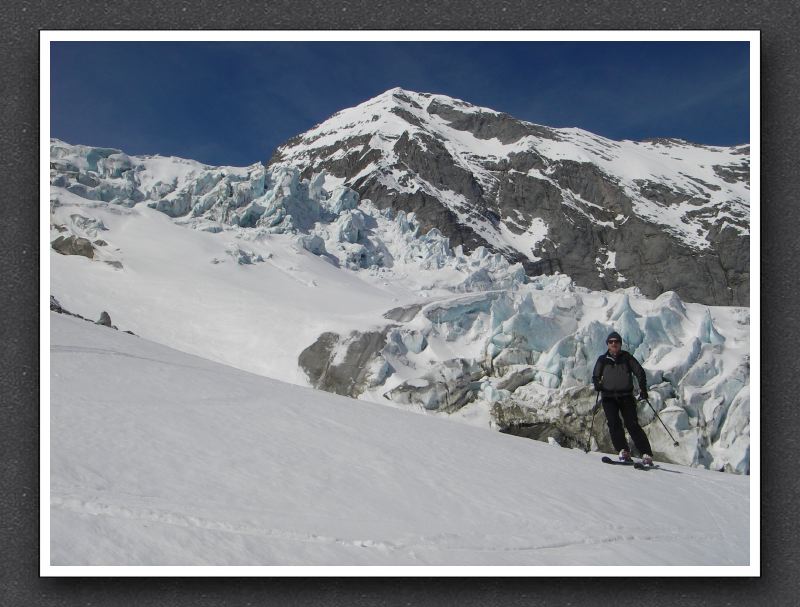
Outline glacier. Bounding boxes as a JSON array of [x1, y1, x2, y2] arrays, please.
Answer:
[[48, 136, 750, 475]]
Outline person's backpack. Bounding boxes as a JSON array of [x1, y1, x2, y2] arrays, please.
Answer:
[[598, 351, 631, 375], [597, 352, 634, 392]]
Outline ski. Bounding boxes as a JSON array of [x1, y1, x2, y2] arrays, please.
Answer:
[[602, 456, 658, 470], [601, 456, 635, 466]]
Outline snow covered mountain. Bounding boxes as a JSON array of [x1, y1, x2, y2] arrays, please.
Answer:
[[49, 312, 750, 568], [48, 123, 751, 475], [45, 86, 754, 569], [269, 88, 749, 307]]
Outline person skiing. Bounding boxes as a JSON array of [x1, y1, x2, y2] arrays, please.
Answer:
[[592, 331, 654, 466]]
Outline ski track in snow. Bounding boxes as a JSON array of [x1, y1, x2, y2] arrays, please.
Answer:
[[52, 493, 401, 552], [50, 491, 726, 559]]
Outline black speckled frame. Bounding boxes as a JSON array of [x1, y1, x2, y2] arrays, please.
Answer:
[[3, 1, 788, 605]]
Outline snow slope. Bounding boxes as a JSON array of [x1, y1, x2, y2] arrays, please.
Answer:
[[48, 146, 527, 383], [49, 193, 400, 383], [49, 313, 750, 569]]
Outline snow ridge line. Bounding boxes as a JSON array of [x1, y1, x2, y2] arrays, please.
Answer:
[[50, 344, 234, 376]]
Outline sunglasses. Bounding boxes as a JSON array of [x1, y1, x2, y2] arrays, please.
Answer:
[[607, 339, 621, 344]]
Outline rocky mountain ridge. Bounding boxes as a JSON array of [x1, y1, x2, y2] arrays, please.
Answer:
[[269, 88, 749, 306]]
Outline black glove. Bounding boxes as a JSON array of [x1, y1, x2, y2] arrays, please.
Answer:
[[593, 380, 601, 392], [638, 390, 648, 401]]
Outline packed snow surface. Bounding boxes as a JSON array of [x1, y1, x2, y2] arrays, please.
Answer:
[[50, 313, 749, 567]]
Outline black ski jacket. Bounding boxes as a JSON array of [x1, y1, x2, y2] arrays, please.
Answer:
[[592, 350, 647, 396]]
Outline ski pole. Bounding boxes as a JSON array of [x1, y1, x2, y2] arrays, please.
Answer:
[[585, 391, 601, 453], [642, 397, 680, 446]]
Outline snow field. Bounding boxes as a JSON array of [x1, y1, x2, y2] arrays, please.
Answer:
[[49, 313, 749, 567]]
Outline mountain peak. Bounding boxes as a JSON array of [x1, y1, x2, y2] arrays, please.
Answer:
[[360, 87, 499, 118], [379, 86, 415, 97], [268, 88, 749, 307]]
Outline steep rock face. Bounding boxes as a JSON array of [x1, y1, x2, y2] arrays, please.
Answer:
[[269, 88, 749, 306], [298, 328, 395, 398]]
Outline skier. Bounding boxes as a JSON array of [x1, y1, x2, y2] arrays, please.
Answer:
[[592, 331, 654, 466]]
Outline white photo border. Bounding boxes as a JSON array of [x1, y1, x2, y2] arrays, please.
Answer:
[[40, 29, 760, 578]]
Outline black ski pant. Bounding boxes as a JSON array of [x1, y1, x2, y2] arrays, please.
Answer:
[[602, 393, 653, 457]]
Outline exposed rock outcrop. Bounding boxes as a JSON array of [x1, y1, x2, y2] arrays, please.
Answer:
[[51, 235, 95, 259], [50, 297, 133, 335], [299, 328, 396, 398]]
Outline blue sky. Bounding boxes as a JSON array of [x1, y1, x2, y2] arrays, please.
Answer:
[[50, 41, 750, 167]]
